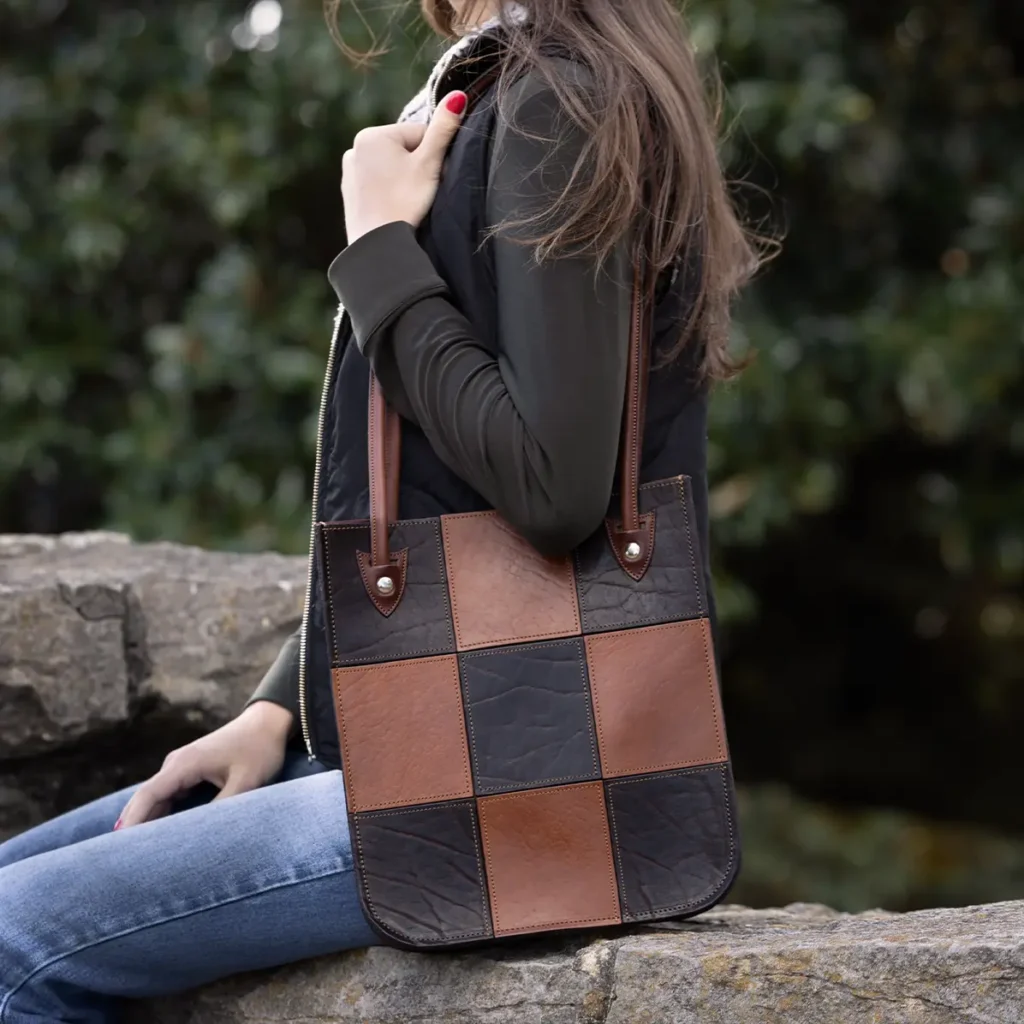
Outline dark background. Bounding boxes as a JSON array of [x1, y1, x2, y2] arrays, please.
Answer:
[[1, 0, 1022, 911]]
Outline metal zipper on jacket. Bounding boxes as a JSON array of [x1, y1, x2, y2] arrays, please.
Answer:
[[297, 305, 345, 761]]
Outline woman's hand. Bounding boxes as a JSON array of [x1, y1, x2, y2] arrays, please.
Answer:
[[341, 90, 467, 246], [116, 701, 294, 829]]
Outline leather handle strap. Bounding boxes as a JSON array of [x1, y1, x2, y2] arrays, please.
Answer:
[[620, 260, 656, 533], [364, 72, 655, 585], [367, 373, 400, 568], [365, 264, 653, 575]]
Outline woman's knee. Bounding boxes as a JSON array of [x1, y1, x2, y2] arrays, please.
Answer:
[[0, 863, 52, 1017], [0, 786, 134, 872]]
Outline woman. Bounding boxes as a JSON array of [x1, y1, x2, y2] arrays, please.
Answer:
[[0, 0, 756, 1017]]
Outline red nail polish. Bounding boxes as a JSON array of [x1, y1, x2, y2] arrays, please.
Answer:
[[446, 92, 467, 115], [113, 817, 122, 831]]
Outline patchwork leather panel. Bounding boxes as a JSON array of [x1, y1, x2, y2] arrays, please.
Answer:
[[441, 511, 580, 650], [460, 639, 600, 794], [331, 655, 472, 812], [585, 619, 725, 778], [575, 478, 705, 634], [318, 519, 455, 665], [318, 473, 737, 946], [606, 765, 737, 921], [353, 801, 492, 945], [478, 782, 621, 936]]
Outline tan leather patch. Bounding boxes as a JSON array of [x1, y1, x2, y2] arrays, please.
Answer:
[[478, 782, 621, 936], [585, 619, 726, 777], [441, 511, 581, 651], [332, 655, 472, 813]]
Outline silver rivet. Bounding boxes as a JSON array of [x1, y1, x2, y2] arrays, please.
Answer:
[[624, 541, 642, 562], [376, 575, 395, 596]]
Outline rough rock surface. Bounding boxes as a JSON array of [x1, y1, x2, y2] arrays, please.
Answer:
[[134, 901, 1024, 1023], [0, 531, 306, 757], [0, 532, 306, 837]]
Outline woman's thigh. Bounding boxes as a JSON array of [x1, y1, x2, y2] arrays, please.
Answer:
[[0, 764, 380, 1024], [0, 784, 136, 869], [0, 749, 318, 869]]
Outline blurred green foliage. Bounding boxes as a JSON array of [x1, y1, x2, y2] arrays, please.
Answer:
[[733, 782, 1024, 912], [1, 0, 1022, 902]]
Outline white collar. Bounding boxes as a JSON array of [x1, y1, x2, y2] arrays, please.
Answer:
[[398, 3, 528, 123]]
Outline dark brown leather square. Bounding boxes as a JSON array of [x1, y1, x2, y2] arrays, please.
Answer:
[[606, 766, 738, 922], [332, 654, 472, 812], [353, 801, 492, 945], [460, 639, 600, 794], [584, 619, 726, 778], [574, 478, 706, 634], [477, 782, 621, 936], [441, 511, 581, 650], [318, 518, 455, 666]]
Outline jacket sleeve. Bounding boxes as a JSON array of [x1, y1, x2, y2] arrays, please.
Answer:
[[244, 626, 301, 724], [327, 69, 633, 557]]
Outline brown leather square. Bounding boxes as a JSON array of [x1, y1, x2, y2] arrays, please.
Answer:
[[478, 782, 621, 936], [585, 619, 726, 778], [441, 511, 581, 651], [332, 654, 472, 812]]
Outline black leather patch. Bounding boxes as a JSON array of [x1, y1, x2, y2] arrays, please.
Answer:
[[317, 518, 455, 666], [460, 639, 600, 794], [353, 801, 492, 945], [605, 764, 738, 922], [575, 477, 706, 634]]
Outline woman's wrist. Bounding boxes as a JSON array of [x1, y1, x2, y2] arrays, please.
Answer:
[[240, 699, 294, 741]]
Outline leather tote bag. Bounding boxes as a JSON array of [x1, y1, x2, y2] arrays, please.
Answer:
[[315, 260, 739, 950]]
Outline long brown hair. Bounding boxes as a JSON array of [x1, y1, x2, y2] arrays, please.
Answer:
[[326, 0, 768, 378]]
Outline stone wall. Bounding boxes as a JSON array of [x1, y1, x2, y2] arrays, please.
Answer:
[[134, 901, 1023, 1023], [0, 531, 306, 837]]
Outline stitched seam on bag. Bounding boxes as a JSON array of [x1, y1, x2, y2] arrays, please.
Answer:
[[626, 297, 642, 520], [331, 670, 356, 816], [603, 510, 655, 583], [459, 628, 579, 649], [441, 510, 504, 521], [588, 612, 697, 631], [478, 783, 619, 932], [433, 522, 456, 653], [442, 514, 580, 649], [320, 529, 341, 665], [582, 610, 704, 633], [699, 618, 722, 761], [587, 620, 724, 775], [604, 783, 631, 918], [461, 640, 600, 792], [320, 517, 440, 529], [639, 476, 686, 492], [334, 657, 471, 811], [335, 646, 450, 665], [353, 804, 488, 944], [492, 916, 619, 935], [322, 522, 454, 664], [678, 477, 706, 618], [356, 548, 407, 616], [577, 642, 601, 782], [606, 763, 736, 919], [466, 802, 491, 933], [368, 385, 383, 565]]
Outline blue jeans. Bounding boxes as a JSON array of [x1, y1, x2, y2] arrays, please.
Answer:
[[0, 752, 380, 1023]]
